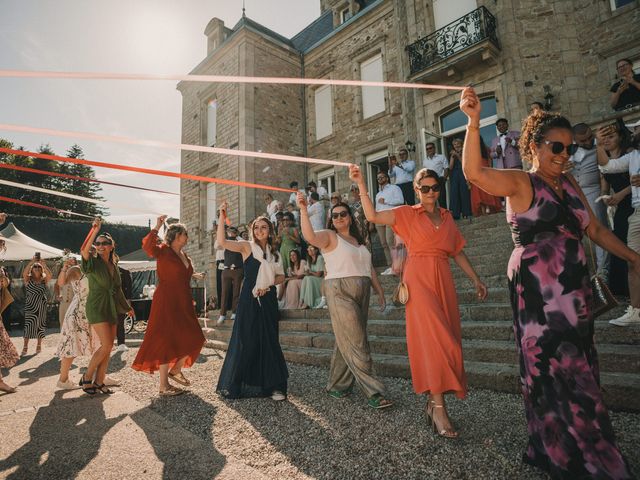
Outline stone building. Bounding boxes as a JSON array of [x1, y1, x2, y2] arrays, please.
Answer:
[[178, 0, 640, 290]]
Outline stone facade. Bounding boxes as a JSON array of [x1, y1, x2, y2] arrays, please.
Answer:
[[179, 0, 640, 293]]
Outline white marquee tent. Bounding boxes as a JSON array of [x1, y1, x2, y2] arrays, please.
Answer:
[[0, 223, 64, 261]]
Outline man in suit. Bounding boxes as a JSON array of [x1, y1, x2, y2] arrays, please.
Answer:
[[490, 118, 522, 170]]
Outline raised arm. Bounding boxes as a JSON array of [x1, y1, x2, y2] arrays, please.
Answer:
[[348, 164, 396, 226], [216, 201, 251, 259], [42, 261, 53, 280], [57, 264, 82, 286], [22, 258, 35, 283], [460, 87, 530, 200], [142, 216, 166, 258], [81, 217, 102, 261], [296, 192, 334, 250]]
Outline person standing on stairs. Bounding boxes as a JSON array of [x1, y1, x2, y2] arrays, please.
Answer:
[[460, 86, 639, 479], [297, 192, 392, 409], [351, 165, 487, 437], [132, 217, 206, 396]]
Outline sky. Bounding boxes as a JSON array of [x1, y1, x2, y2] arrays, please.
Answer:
[[0, 0, 320, 225]]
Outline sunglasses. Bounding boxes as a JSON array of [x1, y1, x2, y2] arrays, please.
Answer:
[[418, 184, 441, 194], [331, 211, 349, 219], [94, 241, 113, 246], [540, 140, 578, 156], [32, 266, 42, 270]]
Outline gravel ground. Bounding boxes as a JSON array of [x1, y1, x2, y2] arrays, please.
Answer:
[[100, 339, 639, 480]]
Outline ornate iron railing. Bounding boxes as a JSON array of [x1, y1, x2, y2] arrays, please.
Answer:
[[406, 6, 499, 76]]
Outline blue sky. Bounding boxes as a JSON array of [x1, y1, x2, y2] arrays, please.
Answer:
[[0, 0, 319, 224]]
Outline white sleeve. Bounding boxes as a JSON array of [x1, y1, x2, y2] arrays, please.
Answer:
[[390, 185, 405, 206], [405, 160, 416, 174], [598, 155, 631, 174], [389, 166, 397, 178]]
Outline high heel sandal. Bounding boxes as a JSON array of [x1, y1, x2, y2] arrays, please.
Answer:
[[94, 384, 114, 395], [79, 375, 97, 395], [425, 400, 459, 439], [21, 347, 28, 356]]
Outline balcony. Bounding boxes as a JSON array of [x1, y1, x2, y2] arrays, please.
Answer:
[[406, 6, 500, 80]]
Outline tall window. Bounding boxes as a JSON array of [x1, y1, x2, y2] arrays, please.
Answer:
[[314, 85, 333, 140], [439, 96, 497, 155], [205, 183, 217, 231], [360, 54, 385, 119], [317, 167, 335, 199], [610, 0, 634, 10], [340, 7, 352, 24], [433, 0, 477, 29], [207, 99, 217, 147]]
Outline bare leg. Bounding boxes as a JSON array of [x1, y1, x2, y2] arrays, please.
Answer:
[[0, 370, 16, 392], [629, 272, 640, 308], [159, 364, 170, 391], [22, 338, 28, 354], [169, 356, 188, 375], [59, 357, 75, 382], [426, 393, 458, 438], [85, 323, 113, 386], [94, 324, 116, 386]]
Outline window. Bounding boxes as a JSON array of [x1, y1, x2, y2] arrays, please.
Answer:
[[316, 168, 335, 200], [207, 99, 217, 147], [439, 96, 497, 156], [610, 0, 634, 10], [365, 149, 389, 197], [205, 183, 217, 231], [360, 54, 385, 119], [433, 0, 476, 29], [314, 85, 333, 140], [340, 7, 352, 24]]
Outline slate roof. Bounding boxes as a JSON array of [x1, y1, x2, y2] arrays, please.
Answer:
[[290, 10, 334, 52]]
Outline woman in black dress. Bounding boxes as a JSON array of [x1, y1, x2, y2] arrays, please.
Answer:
[[215, 201, 288, 401]]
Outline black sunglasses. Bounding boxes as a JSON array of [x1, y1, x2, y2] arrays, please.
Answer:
[[331, 211, 349, 219], [94, 241, 113, 246], [540, 140, 578, 156], [418, 184, 441, 194]]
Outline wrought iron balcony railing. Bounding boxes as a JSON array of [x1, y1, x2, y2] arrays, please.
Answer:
[[406, 6, 500, 76]]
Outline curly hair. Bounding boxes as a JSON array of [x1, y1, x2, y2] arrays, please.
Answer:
[[519, 110, 572, 166], [327, 202, 365, 245], [249, 215, 280, 262], [164, 223, 188, 246]]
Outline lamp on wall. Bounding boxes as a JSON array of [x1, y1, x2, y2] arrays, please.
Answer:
[[543, 85, 554, 111], [404, 140, 416, 153]]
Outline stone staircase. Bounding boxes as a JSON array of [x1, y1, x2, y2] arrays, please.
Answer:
[[203, 214, 640, 412]]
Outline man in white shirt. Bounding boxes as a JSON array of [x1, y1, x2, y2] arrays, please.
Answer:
[[389, 148, 416, 205], [597, 144, 640, 326], [569, 123, 608, 275], [307, 192, 326, 231], [269, 201, 284, 224], [375, 171, 404, 269], [264, 194, 279, 218], [288, 181, 306, 206], [423, 142, 449, 208]]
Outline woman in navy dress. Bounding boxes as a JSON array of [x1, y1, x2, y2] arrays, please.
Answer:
[[215, 202, 288, 400]]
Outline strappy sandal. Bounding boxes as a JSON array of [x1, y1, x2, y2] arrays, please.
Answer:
[[159, 385, 185, 397], [168, 371, 191, 386], [79, 375, 97, 395], [95, 384, 114, 395], [426, 400, 458, 438], [367, 393, 393, 409], [21, 347, 28, 357]]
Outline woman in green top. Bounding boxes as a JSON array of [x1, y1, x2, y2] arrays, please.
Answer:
[[300, 245, 326, 309], [277, 212, 301, 274], [79, 217, 131, 395]]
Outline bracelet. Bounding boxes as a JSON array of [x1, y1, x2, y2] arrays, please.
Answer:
[[359, 192, 370, 197], [466, 124, 480, 130]]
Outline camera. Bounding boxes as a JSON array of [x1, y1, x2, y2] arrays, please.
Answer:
[[34, 252, 41, 261]]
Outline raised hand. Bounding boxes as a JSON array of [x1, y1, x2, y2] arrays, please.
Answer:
[[155, 215, 168, 230], [460, 86, 481, 122], [219, 200, 228, 218], [348, 164, 365, 186], [296, 191, 308, 209], [92, 216, 102, 230]]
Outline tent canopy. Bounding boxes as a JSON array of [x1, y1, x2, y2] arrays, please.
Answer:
[[0, 223, 63, 261]]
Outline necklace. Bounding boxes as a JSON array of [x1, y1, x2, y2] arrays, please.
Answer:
[[535, 171, 561, 191]]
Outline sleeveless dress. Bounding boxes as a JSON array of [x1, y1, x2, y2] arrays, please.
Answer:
[[0, 287, 19, 368], [56, 276, 96, 359], [507, 173, 632, 479], [216, 243, 288, 398], [132, 230, 205, 373], [23, 281, 48, 339], [279, 227, 300, 274]]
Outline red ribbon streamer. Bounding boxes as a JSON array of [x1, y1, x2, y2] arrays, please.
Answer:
[[0, 195, 92, 218], [0, 148, 294, 194], [0, 162, 179, 196]]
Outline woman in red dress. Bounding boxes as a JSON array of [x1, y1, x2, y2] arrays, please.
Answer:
[[132, 216, 206, 396], [470, 136, 503, 216]]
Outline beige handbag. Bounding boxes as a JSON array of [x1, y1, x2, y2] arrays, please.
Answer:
[[391, 242, 409, 306]]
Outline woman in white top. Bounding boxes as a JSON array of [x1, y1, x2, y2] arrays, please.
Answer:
[[297, 193, 391, 409]]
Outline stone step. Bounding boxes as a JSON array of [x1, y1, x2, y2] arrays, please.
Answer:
[[203, 340, 640, 412]]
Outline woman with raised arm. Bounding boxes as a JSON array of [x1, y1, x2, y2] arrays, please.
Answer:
[[79, 218, 131, 395], [215, 203, 288, 401], [460, 86, 639, 478], [55, 257, 96, 389], [297, 192, 391, 409], [350, 165, 486, 436], [21, 255, 53, 355], [132, 216, 206, 396]]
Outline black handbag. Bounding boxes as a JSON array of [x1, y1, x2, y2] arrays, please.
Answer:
[[588, 238, 617, 318]]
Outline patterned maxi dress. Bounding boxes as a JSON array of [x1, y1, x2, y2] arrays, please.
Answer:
[[507, 173, 632, 479], [23, 281, 48, 339], [0, 287, 19, 369], [56, 276, 96, 359]]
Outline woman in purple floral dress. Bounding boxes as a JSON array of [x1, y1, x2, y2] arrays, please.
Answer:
[[460, 87, 640, 479]]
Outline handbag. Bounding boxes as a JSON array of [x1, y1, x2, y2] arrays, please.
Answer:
[[587, 238, 617, 318], [392, 280, 409, 306], [391, 236, 409, 306]]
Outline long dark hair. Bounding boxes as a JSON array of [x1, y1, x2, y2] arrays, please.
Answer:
[[249, 215, 280, 261], [96, 232, 119, 266], [327, 202, 364, 246]]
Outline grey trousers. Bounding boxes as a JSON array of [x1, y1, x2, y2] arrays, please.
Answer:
[[325, 277, 385, 398], [375, 224, 395, 266]]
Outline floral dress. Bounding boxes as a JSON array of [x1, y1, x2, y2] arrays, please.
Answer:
[[507, 173, 632, 479], [0, 287, 19, 369], [56, 276, 96, 359]]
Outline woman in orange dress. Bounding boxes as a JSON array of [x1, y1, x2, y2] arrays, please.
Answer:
[[351, 166, 487, 437], [470, 137, 503, 216], [132, 216, 206, 396]]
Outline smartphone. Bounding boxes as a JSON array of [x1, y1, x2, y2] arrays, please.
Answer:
[[34, 252, 41, 261]]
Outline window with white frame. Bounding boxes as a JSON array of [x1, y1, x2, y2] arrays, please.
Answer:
[[205, 183, 217, 231], [439, 96, 498, 156], [207, 99, 217, 147], [610, 0, 634, 10], [340, 6, 352, 24], [316, 168, 335, 200], [360, 54, 385, 119], [314, 85, 333, 140]]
